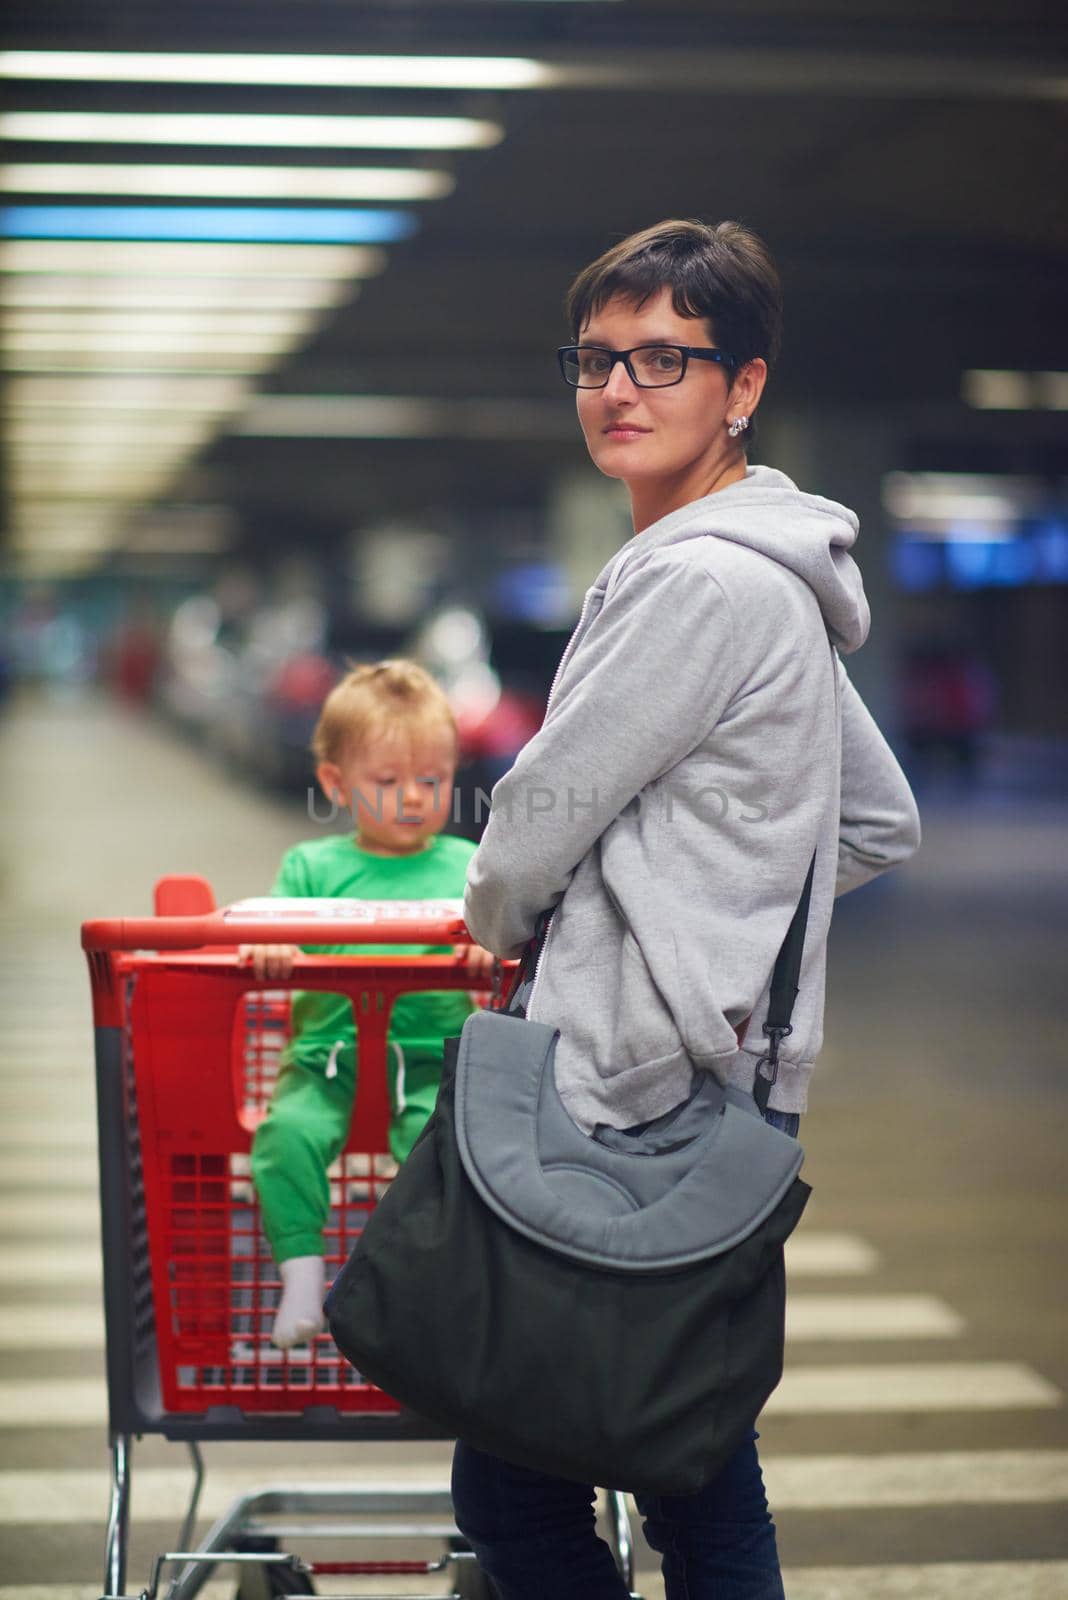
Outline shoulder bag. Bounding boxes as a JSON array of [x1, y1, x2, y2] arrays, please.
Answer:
[[326, 855, 815, 1494]]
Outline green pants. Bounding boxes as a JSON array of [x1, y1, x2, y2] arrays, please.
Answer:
[[250, 1042, 442, 1264]]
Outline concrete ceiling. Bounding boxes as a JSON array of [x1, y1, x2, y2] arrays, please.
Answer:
[[3, 0, 1067, 562]]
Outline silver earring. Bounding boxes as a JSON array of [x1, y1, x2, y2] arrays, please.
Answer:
[[728, 415, 749, 438]]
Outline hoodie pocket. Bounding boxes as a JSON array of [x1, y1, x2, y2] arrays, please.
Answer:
[[610, 929, 685, 1072], [533, 901, 687, 1080]]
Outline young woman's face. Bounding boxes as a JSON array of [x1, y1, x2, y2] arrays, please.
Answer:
[[574, 285, 738, 492]]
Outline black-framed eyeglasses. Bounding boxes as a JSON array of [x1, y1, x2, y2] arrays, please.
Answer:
[[557, 343, 736, 389]]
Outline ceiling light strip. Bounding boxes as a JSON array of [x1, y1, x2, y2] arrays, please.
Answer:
[[2, 275, 356, 309], [0, 51, 553, 90], [0, 163, 456, 201], [0, 205, 417, 244], [0, 239, 384, 276], [1, 112, 504, 151]]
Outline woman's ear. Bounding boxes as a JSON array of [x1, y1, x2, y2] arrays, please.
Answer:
[[731, 357, 768, 421]]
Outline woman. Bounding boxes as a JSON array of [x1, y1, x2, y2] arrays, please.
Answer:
[[454, 219, 921, 1599]]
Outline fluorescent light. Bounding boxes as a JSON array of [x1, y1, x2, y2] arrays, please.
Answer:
[[961, 370, 1033, 410], [0, 50, 553, 90], [8, 373, 249, 410], [1036, 371, 1068, 409], [3, 325, 311, 369], [1, 274, 355, 309], [0, 163, 456, 201], [14, 442, 191, 466], [0, 204, 418, 244], [0, 239, 384, 277], [6, 412, 218, 440], [9, 509, 121, 549], [962, 369, 1068, 411], [4, 327, 304, 352], [13, 471, 182, 496], [882, 471, 1048, 541], [1, 111, 504, 150], [237, 393, 578, 440], [2, 308, 316, 335], [125, 521, 234, 555], [13, 427, 192, 449], [5, 355, 268, 375]]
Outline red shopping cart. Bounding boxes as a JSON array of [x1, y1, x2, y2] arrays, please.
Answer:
[[82, 878, 639, 1600]]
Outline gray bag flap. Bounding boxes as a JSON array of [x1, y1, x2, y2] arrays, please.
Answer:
[[454, 1009, 804, 1273]]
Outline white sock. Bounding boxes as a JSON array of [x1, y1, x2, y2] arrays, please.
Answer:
[[271, 1255, 326, 1349]]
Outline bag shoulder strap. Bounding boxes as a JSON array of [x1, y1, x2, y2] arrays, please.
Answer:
[[504, 852, 818, 1114], [753, 849, 817, 1112]]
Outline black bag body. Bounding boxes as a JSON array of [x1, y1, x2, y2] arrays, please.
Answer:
[[326, 1007, 811, 1495]]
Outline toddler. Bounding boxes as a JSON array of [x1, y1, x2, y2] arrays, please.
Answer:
[[243, 660, 491, 1348]]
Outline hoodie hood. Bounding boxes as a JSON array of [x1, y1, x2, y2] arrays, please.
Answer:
[[599, 464, 870, 655]]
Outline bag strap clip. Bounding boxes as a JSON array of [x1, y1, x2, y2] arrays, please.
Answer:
[[753, 1022, 793, 1112]]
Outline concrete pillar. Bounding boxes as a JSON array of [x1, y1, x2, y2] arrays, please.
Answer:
[[759, 407, 905, 728], [546, 467, 633, 609]]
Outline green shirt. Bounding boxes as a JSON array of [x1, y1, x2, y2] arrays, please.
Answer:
[[271, 832, 478, 1070]]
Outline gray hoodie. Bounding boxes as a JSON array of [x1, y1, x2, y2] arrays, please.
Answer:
[[463, 464, 921, 1132]]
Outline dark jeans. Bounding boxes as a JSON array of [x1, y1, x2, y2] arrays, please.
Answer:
[[453, 1425, 783, 1600], [450, 1106, 800, 1599]]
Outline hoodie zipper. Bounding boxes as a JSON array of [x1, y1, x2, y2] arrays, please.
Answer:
[[544, 585, 595, 718]]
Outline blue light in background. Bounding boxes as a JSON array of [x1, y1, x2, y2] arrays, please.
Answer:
[[493, 562, 573, 625], [945, 540, 998, 589], [892, 527, 1068, 590], [0, 204, 418, 243], [891, 537, 944, 592], [987, 537, 1037, 586], [1033, 520, 1068, 582]]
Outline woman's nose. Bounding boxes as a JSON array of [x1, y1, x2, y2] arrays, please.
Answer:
[[603, 357, 638, 401]]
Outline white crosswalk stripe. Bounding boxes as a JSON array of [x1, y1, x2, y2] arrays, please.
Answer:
[[0, 1153, 98, 1188], [768, 1360, 1062, 1414], [1, 1359, 1060, 1430], [785, 1231, 879, 1275], [0, 1294, 963, 1352], [0, 1306, 104, 1350], [7, 1568, 1068, 1600], [0, 1122, 98, 1147], [786, 1292, 964, 1339], [0, 1245, 102, 1288], [1, 1586, 454, 1599], [0, 1196, 101, 1235], [776, 1565, 1068, 1600], [2, 1451, 1067, 1524], [0, 1084, 94, 1112]]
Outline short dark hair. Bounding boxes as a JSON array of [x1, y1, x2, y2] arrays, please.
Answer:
[[565, 219, 783, 453]]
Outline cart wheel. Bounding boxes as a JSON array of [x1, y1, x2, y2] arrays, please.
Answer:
[[231, 1533, 316, 1599]]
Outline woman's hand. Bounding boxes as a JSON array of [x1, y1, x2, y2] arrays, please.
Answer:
[[238, 943, 301, 982], [457, 942, 497, 981]]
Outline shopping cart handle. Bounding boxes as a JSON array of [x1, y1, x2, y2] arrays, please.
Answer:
[[81, 896, 476, 952]]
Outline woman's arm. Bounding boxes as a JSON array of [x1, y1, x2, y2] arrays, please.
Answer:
[[836, 654, 922, 897], [464, 554, 739, 956]]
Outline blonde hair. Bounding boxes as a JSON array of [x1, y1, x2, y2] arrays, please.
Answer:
[[311, 659, 457, 766]]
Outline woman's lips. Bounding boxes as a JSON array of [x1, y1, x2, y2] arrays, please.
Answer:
[[603, 425, 650, 438]]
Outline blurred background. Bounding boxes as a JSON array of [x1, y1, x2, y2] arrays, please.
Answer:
[[2, 0, 1066, 793], [1, 4, 1067, 1598]]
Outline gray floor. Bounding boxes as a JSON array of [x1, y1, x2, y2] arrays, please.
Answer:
[[0, 687, 1065, 1599]]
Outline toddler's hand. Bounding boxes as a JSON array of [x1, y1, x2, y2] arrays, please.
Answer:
[[457, 942, 497, 981], [238, 943, 301, 982]]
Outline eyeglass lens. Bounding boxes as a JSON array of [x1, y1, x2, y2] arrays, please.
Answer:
[[562, 346, 687, 388]]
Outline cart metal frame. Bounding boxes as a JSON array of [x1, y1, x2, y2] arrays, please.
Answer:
[[84, 888, 640, 1600]]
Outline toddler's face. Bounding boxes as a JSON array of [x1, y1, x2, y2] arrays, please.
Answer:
[[318, 722, 456, 854]]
